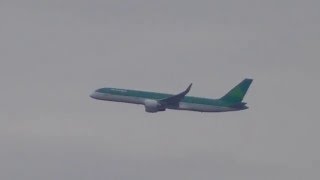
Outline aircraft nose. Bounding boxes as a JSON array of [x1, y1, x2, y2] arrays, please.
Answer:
[[90, 92, 97, 99]]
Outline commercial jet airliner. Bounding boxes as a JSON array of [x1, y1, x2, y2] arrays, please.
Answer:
[[90, 79, 253, 113]]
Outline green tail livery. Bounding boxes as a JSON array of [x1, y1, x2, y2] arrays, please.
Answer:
[[90, 79, 253, 113]]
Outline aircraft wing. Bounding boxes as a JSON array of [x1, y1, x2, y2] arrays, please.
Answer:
[[159, 83, 192, 106]]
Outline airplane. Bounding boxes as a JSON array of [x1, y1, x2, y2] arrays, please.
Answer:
[[90, 79, 253, 113]]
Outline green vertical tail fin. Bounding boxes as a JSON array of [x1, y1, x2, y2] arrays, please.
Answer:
[[220, 79, 253, 103]]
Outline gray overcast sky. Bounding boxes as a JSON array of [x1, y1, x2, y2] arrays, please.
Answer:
[[1, 0, 319, 179]]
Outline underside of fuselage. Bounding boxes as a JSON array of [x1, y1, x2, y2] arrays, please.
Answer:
[[90, 92, 247, 112]]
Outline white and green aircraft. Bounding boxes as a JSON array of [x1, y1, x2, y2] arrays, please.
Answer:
[[90, 79, 253, 113]]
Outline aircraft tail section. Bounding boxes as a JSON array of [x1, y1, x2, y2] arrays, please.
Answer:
[[220, 79, 253, 103]]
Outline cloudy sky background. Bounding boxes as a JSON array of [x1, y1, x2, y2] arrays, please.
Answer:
[[1, 0, 319, 179]]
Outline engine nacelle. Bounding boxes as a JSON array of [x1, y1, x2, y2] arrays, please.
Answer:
[[144, 99, 166, 113]]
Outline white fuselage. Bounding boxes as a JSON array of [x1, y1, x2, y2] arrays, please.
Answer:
[[90, 92, 236, 112]]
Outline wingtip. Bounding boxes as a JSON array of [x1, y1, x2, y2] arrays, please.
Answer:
[[185, 83, 192, 92]]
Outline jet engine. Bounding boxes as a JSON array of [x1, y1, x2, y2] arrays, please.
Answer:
[[144, 99, 166, 113]]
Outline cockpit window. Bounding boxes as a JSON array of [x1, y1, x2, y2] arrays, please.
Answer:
[[96, 88, 107, 93]]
